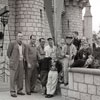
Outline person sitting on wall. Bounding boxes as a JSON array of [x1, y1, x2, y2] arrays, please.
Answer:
[[57, 34, 77, 85], [92, 37, 100, 68], [71, 37, 93, 68], [73, 31, 81, 51]]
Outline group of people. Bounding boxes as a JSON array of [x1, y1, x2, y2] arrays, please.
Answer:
[[7, 31, 94, 98]]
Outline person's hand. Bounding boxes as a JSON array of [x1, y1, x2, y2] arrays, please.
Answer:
[[83, 54, 86, 58], [28, 63, 31, 68]]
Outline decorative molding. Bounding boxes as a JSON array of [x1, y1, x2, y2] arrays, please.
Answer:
[[64, 0, 89, 8]]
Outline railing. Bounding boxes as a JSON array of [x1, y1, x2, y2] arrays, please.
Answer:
[[0, 60, 9, 83]]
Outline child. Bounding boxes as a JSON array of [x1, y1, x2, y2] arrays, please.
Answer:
[[45, 59, 62, 98]]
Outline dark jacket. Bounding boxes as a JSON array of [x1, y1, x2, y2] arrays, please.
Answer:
[[71, 47, 92, 67], [73, 38, 81, 50], [39, 57, 52, 72]]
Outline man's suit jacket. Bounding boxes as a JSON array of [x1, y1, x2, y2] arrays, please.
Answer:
[[7, 41, 26, 70], [25, 43, 38, 70]]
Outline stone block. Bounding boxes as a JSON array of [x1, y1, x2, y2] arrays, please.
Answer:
[[92, 95, 100, 100], [79, 83, 87, 93], [74, 73, 84, 83], [68, 90, 80, 99], [27, 27, 34, 31], [65, 97, 76, 100], [97, 86, 100, 96], [88, 85, 96, 95], [85, 74, 93, 84], [80, 93, 91, 100], [61, 88, 68, 96], [69, 73, 74, 90], [61, 96, 66, 100], [20, 22, 26, 26], [94, 75, 100, 85], [26, 23, 33, 27], [74, 82, 78, 91]]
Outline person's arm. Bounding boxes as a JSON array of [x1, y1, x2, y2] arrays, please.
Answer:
[[25, 44, 31, 68], [7, 42, 14, 59], [37, 46, 43, 60]]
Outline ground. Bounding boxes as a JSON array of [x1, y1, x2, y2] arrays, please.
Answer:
[[0, 92, 62, 100]]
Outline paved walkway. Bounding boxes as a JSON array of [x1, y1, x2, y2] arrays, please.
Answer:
[[0, 92, 62, 100]]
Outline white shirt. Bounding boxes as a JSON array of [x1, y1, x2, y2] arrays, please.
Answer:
[[44, 45, 56, 58], [18, 44, 23, 60]]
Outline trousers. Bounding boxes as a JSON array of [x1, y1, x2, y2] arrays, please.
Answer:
[[25, 62, 38, 93], [46, 70, 58, 95], [60, 58, 69, 84], [10, 61, 24, 94]]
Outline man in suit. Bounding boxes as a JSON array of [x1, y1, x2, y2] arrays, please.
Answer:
[[7, 32, 26, 97], [25, 35, 38, 95]]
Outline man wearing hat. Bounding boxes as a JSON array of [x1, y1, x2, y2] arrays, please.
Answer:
[[59, 33, 77, 85]]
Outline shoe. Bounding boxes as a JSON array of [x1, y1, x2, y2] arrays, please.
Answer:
[[11, 94, 17, 97], [27, 92, 31, 95], [50, 95, 54, 98], [45, 94, 51, 98], [64, 83, 68, 86], [31, 91, 37, 93], [17, 92, 25, 95]]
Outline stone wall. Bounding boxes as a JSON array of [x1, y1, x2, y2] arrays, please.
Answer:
[[0, 0, 51, 57], [62, 6, 83, 37], [61, 68, 100, 100], [0, 0, 51, 49], [15, 0, 51, 44]]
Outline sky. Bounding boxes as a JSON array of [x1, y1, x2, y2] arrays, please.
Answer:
[[89, 0, 100, 32]]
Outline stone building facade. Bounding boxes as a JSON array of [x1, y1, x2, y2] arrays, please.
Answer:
[[0, 0, 92, 81], [0, 0, 92, 57], [0, 0, 52, 58], [53, 0, 92, 45]]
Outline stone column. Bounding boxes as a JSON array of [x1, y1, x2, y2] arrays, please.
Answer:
[[62, 0, 88, 37], [83, 1, 92, 46]]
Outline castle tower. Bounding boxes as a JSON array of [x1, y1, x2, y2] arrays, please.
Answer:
[[8, 0, 51, 44], [62, 0, 88, 37], [83, 0, 92, 45]]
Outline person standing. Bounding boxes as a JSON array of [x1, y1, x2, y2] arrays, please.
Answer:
[[7, 32, 26, 97], [37, 38, 46, 94], [73, 31, 81, 51], [44, 38, 56, 59], [44, 38, 57, 97], [25, 35, 38, 95]]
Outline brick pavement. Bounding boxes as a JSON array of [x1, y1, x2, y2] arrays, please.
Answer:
[[0, 92, 62, 100]]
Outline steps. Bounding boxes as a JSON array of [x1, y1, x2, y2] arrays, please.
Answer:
[[0, 82, 9, 92]]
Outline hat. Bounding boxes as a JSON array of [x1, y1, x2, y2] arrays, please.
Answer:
[[47, 37, 53, 41], [66, 34, 73, 39]]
